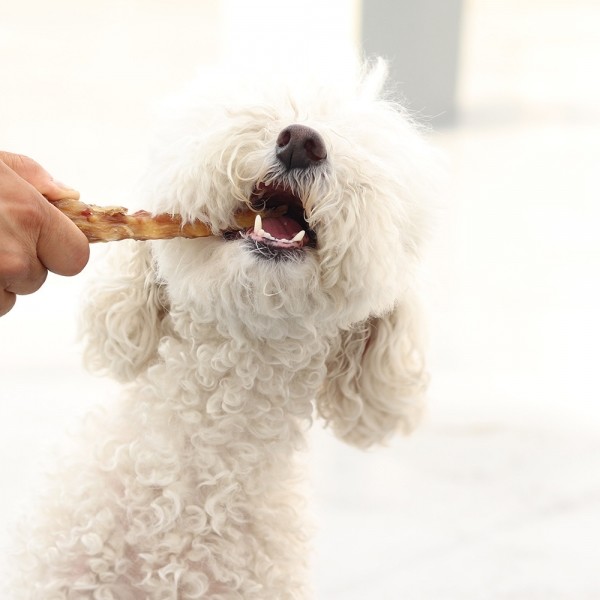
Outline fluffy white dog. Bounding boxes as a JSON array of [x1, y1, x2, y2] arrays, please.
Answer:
[[11, 60, 432, 599]]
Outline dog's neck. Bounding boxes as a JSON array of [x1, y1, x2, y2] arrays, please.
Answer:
[[150, 313, 336, 443]]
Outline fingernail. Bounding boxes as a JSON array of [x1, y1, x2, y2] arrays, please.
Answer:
[[51, 179, 80, 200]]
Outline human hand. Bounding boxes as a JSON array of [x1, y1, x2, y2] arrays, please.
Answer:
[[0, 151, 90, 316]]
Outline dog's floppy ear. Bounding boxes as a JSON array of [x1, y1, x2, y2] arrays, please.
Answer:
[[79, 241, 168, 383], [317, 295, 427, 449]]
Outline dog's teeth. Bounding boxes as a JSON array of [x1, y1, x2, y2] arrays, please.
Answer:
[[260, 229, 276, 241], [253, 221, 305, 245]]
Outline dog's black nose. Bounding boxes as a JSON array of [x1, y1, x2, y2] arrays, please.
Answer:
[[276, 124, 327, 170]]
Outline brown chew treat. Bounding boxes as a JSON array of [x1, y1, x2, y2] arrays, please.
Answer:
[[49, 197, 284, 243]]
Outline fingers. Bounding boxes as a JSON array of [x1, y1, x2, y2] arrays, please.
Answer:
[[37, 204, 90, 276], [0, 151, 80, 201], [0, 246, 47, 315], [0, 153, 89, 316], [0, 152, 89, 275], [0, 247, 48, 294]]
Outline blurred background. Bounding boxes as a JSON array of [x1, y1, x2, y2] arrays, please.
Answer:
[[1, 0, 599, 598]]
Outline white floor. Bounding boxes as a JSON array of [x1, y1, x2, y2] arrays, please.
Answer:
[[1, 1, 600, 598]]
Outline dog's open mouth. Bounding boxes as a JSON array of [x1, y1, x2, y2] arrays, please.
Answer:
[[224, 182, 316, 256]]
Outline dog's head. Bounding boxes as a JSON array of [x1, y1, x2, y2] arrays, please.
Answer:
[[82, 60, 433, 446], [131, 60, 430, 326]]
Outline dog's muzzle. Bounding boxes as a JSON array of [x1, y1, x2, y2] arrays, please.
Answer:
[[222, 125, 325, 259]]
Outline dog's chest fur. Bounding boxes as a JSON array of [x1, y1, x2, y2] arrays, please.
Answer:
[[151, 315, 333, 426]]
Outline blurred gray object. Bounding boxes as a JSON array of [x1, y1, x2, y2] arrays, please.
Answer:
[[362, 0, 463, 127]]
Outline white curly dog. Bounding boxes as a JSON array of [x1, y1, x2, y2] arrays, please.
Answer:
[[11, 60, 432, 599]]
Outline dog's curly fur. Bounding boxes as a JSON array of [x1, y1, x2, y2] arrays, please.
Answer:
[[11, 59, 432, 599]]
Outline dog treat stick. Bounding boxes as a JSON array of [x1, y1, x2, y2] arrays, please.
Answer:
[[48, 197, 284, 243]]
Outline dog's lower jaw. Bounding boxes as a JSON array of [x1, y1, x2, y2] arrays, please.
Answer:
[[244, 237, 310, 262]]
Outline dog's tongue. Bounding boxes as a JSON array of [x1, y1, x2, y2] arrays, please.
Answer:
[[261, 216, 303, 240]]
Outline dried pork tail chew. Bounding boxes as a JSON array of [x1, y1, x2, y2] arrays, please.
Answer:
[[48, 197, 284, 243]]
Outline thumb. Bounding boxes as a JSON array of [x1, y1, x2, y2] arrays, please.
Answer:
[[0, 151, 80, 201]]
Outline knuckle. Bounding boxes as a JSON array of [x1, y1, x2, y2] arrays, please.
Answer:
[[0, 248, 47, 294], [0, 251, 31, 282], [6, 191, 47, 232], [19, 193, 46, 223]]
